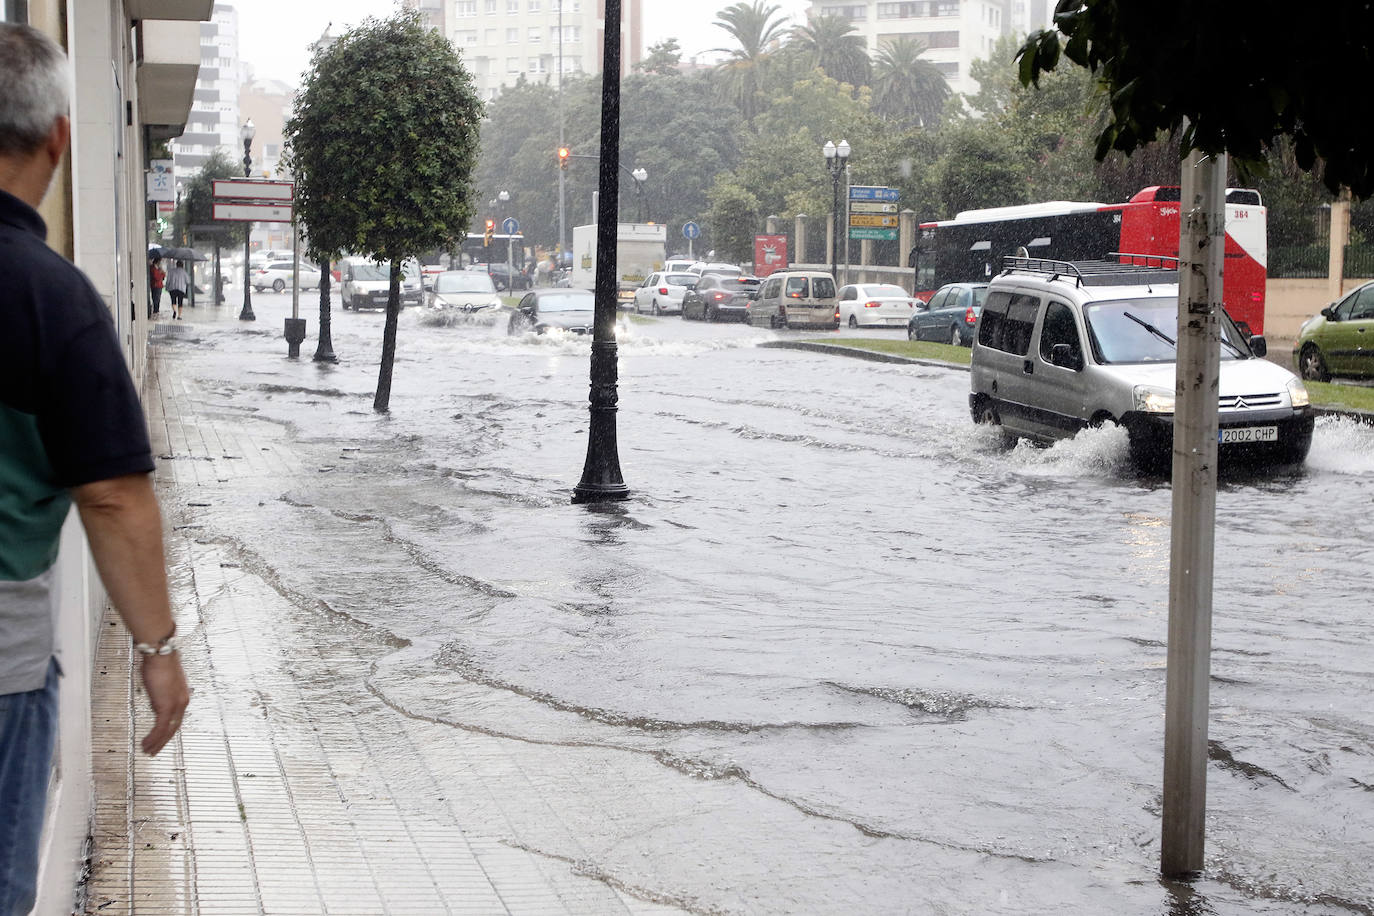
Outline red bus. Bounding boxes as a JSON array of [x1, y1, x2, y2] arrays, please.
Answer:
[[915, 186, 1268, 332]]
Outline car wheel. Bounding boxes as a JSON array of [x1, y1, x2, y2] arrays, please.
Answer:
[[1299, 344, 1330, 382], [652, 301, 661, 316], [848, 314, 858, 329], [950, 325, 961, 346], [907, 324, 917, 341], [507, 314, 528, 336], [973, 398, 1016, 449], [342, 298, 351, 311], [706, 305, 716, 322], [272, 278, 285, 293], [780, 317, 790, 330]]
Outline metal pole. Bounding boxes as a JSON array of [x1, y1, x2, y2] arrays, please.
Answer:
[[557, 0, 566, 258], [830, 168, 838, 280], [239, 138, 256, 321], [572, 0, 629, 504], [284, 216, 306, 357], [1160, 148, 1227, 878]]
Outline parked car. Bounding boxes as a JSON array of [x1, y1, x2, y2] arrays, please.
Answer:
[[970, 257, 1313, 469], [426, 270, 502, 315], [748, 270, 839, 329], [338, 257, 423, 310], [837, 283, 920, 329], [507, 288, 596, 335], [681, 275, 761, 322], [690, 262, 743, 279], [1293, 280, 1374, 381], [487, 261, 533, 292], [633, 272, 698, 315], [909, 282, 988, 346], [251, 261, 321, 293]]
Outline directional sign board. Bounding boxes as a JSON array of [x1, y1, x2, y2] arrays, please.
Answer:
[[850, 201, 898, 214], [849, 227, 898, 241], [503, 216, 520, 235], [682, 220, 701, 240], [213, 179, 294, 201], [849, 213, 899, 228], [213, 201, 293, 222], [849, 185, 900, 202]]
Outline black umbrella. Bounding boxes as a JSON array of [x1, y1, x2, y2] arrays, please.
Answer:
[[158, 246, 209, 262]]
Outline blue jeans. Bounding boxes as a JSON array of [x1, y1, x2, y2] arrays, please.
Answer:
[[0, 659, 59, 916]]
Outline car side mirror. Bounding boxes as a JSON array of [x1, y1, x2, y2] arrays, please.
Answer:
[[1248, 334, 1268, 358], [917, 301, 930, 311], [1049, 343, 1081, 370], [1321, 305, 1337, 320]]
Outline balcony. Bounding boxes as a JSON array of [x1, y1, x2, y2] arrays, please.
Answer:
[[125, 0, 213, 20], [137, 19, 201, 138]]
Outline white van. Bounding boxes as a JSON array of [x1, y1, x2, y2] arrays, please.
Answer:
[[339, 256, 423, 311]]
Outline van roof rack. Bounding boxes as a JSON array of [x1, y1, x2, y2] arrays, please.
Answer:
[[1000, 253, 1179, 287]]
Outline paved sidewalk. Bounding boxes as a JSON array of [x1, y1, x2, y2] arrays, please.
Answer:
[[84, 306, 680, 915]]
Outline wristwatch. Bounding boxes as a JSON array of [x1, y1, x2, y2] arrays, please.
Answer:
[[134, 631, 181, 656]]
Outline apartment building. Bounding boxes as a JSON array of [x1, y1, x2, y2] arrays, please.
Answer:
[[808, 0, 1053, 96], [445, 0, 644, 101], [170, 1, 241, 180]]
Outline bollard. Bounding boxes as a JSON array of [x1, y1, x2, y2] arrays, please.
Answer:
[[284, 318, 307, 359]]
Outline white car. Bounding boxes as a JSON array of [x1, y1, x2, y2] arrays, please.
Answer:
[[426, 270, 501, 316], [837, 283, 920, 329], [251, 261, 321, 292], [632, 272, 698, 315]]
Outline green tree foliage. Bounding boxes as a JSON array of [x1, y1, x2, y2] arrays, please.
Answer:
[[711, 0, 789, 121], [932, 121, 1029, 215], [637, 38, 682, 75], [790, 15, 871, 89], [871, 37, 948, 129], [285, 12, 482, 411], [706, 178, 761, 263], [1018, 0, 1374, 197], [172, 149, 246, 248]]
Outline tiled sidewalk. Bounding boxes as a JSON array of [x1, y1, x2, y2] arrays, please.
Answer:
[[84, 312, 680, 915]]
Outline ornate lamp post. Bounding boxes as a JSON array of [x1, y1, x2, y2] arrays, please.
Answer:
[[498, 189, 513, 285], [239, 119, 256, 321], [823, 139, 850, 282], [631, 167, 647, 222]]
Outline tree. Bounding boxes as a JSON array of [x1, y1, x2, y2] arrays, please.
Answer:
[[711, 0, 789, 121], [1017, 0, 1374, 197], [637, 38, 682, 75], [706, 178, 761, 263], [871, 37, 949, 129], [172, 149, 246, 250], [285, 12, 482, 411], [931, 121, 1029, 216], [790, 15, 870, 89]]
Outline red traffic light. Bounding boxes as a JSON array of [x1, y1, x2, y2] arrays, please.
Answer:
[[557, 147, 570, 169]]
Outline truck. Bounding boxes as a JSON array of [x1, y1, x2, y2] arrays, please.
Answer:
[[571, 222, 666, 307]]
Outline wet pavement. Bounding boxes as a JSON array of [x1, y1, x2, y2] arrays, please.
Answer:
[[86, 291, 1374, 914]]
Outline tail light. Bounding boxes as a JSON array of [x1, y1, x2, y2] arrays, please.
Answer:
[[908, 300, 916, 308], [712, 292, 727, 301], [864, 300, 881, 308], [659, 287, 669, 295], [965, 307, 977, 325], [834, 308, 841, 322]]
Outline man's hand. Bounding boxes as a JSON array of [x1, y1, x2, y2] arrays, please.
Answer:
[[139, 652, 190, 756]]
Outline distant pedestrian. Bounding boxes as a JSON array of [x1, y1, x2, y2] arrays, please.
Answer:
[[166, 260, 189, 319], [149, 257, 165, 314], [0, 23, 189, 916]]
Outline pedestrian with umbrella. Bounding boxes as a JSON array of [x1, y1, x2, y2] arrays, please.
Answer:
[[166, 260, 188, 319]]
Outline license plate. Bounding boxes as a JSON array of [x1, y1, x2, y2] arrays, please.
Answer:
[[1219, 426, 1277, 444]]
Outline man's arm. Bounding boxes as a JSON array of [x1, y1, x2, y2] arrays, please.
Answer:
[[71, 472, 189, 756]]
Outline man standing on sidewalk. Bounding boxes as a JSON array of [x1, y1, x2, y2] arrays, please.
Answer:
[[0, 23, 189, 915]]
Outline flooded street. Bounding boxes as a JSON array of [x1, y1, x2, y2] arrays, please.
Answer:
[[157, 293, 1374, 914]]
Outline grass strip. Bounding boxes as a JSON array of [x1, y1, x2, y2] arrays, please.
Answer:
[[1304, 380, 1374, 412]]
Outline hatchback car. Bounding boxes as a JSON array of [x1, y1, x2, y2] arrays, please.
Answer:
[[909, 283, 988, 346], [633, 272, 698, 315], [681, 275, 761, 322], [426, 270, 501, 315], [748, 270, 839, 329], [507, 288, 596, 335], [251, 261, 321, 293], [970, 257, 1313, 469], [1293, 281, 1374, 381], [837, 283, 920, 329]]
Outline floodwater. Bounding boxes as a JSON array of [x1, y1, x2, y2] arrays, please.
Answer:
[[161, 294, 1374, 914]]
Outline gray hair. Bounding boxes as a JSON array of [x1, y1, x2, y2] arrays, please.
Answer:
[[0, 22, 70, 157]]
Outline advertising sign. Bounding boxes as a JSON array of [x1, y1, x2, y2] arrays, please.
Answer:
[[212, 178, 294, 201], [146, 159, 175, 202], [753, 234, 788, 277], [212, 201, 294, 222]]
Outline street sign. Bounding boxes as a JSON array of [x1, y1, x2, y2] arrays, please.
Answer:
[[850, 201, 898, 214], [849, 185, 900, 202], [848, 227, 898, 241], [503, 216, 520, 235], [212, 178, 294, 201], [849, 213, 899, 228], [146, 159, 175, 203], [213, 201, 294, 222], [682, 220, 700, 239]]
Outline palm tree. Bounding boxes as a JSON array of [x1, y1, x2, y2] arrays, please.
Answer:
[[791, 15, 871, 89], [872, 37, 950, 129], [711, 0, 788, 120]]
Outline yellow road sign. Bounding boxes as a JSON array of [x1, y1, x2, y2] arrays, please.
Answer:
[[848, 213, 899, 228]]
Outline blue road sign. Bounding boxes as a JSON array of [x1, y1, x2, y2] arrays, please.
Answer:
[[848, 186, 900, 202], [682, 220, 701, 240], [502, 216, 519, 235]]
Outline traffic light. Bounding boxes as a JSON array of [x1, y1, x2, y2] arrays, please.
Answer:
[[484, 218, 495, 246], [557, 147, 570, 170]]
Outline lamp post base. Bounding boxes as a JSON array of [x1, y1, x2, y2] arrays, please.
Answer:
[[239, 304, 256, 321]]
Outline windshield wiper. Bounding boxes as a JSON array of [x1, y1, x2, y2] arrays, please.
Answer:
[[1123, 311, 1176, 348], [1219, 335, 1245, 357]]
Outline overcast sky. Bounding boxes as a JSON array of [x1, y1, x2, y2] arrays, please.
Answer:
[[236, 0, 811, 86]]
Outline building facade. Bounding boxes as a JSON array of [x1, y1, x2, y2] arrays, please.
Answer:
[[808, 0, 1053, 96], [3, 2, 207, 912], [170, 1, 240, 180], [442, 0, 644, 101]]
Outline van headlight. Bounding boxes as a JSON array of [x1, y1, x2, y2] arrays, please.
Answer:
[[1133, 385, 1176, 413], [1287, 377, 1310, 408]]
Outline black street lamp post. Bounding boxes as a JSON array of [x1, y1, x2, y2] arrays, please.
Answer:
[[823, 139, 850, 282], [239, 119, 256, 321]]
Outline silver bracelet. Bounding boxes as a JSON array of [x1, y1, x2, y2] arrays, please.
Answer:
[[134, 635, 181, 656]]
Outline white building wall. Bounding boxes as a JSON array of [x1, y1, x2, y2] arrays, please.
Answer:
[[171, 1, 239, 179]]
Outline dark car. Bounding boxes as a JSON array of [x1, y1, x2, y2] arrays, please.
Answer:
[[1293, 280, 1374, 381], [487, 262, 533, 292], [682, 275, 762, 322], [908, 282, 989, 346], [507, 288, 596, 335]]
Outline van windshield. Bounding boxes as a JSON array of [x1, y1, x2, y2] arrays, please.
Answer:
[[351, 264, 390, 281], [1084, 298, 1249, 364]]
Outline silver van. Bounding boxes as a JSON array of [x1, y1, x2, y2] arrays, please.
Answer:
[[339, 256, 423, 311], [748, 270, 839, 329], [969, 257, 1314, 468]]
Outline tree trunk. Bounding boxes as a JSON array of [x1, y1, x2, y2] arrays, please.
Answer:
[[313, 258, 337, 362], [373, 259, 402, 412]]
